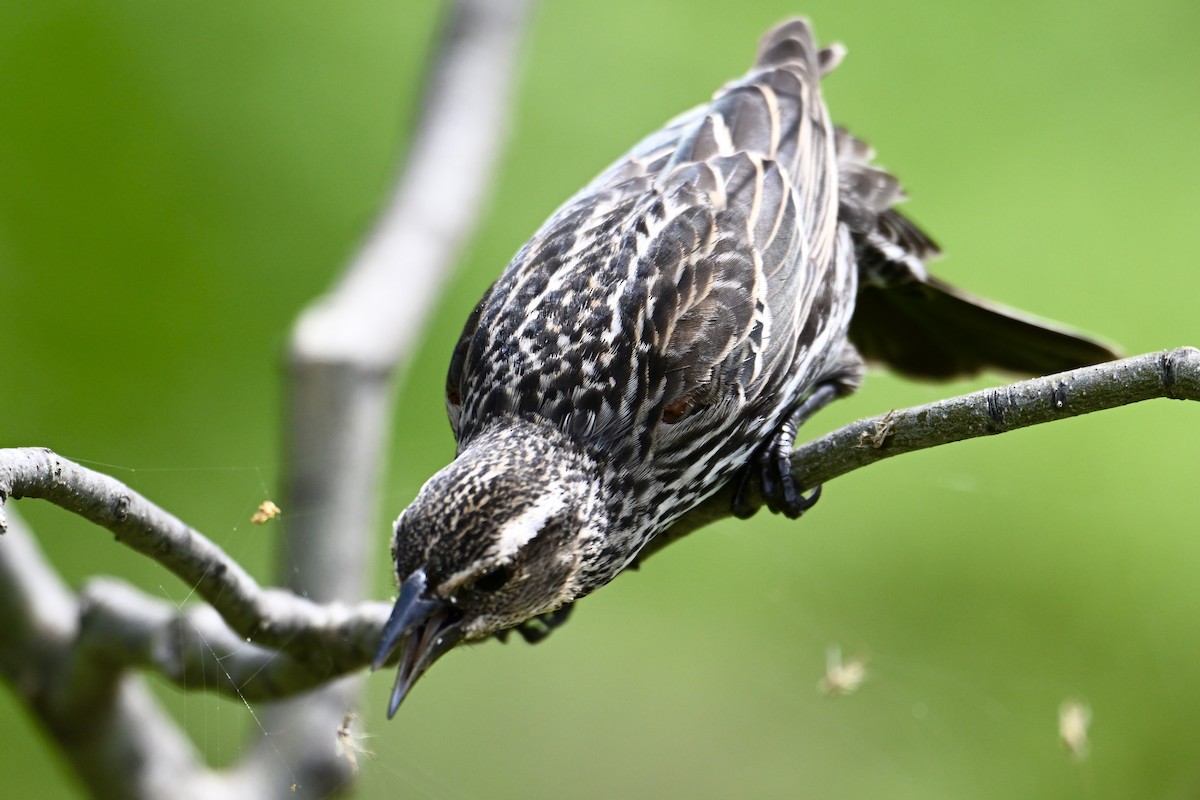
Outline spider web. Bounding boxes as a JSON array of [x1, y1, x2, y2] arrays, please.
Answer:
[[88, 457, 466, 799]]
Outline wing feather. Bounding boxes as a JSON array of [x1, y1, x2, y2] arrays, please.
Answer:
[[456, 19, 853, 487]]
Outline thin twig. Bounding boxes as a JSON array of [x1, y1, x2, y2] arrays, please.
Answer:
[[76, 578, 335, 700], [0, 446, 390, 670], [790, 347, 1200, 489]]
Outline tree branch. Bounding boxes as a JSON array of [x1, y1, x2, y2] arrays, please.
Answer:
[[0, 345, 1194, 784], [282, 0, 533, 609], [791, 346, 1199, 483], [75, 578, 333, 700], [650, 347, 1200, 550], [0, 447, 390, 672], [6, 348, 1196, 620]]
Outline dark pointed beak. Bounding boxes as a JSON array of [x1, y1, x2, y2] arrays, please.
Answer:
[[372, 568, 464, 718]]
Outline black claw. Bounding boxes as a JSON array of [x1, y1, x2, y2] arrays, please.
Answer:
[[731, 381, 845, 520], [792, 484, 820, 515], [734, 430, 824, 519], [800, 484, 821, 511]]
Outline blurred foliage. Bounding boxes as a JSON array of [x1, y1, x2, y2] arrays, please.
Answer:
[[2, 1, 1199, 798]]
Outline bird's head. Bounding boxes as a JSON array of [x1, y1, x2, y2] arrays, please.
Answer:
[[373, 420, 605, 716]]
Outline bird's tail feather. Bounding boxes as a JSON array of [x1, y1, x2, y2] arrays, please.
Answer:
[[848, 277, 1120, 379]]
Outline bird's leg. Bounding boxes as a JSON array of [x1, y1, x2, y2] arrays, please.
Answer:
[[732, 381, 844, 519]]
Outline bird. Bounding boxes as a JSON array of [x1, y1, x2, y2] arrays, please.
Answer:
[[372, 18, 1118, 717]]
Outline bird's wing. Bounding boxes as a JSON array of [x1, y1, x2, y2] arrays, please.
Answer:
[[445, 280, 495, 440], [453, 20, 853, 465], [632, 19, 853, 450]]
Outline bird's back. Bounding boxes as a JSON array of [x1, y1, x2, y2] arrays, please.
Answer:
[[446, 20, 855, 528]]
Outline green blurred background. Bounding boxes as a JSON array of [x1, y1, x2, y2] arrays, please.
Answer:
[[3, 0, 1199, 797]]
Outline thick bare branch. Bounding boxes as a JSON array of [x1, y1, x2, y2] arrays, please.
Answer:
[[290, 0, 532, 370], [278, 0, 533, 635], [283, 0, 532, 608]]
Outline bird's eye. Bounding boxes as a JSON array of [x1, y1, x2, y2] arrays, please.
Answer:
[[475, 564, 512, 593]]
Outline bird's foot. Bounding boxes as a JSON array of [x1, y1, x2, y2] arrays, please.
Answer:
[[761, 440, 822, 518], [730, 382, 844, 520], [494, 603, 575, 644], [731, 439, 821, 519]]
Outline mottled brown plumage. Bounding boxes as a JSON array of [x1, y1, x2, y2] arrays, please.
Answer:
[[374, 18, 1118, 717]]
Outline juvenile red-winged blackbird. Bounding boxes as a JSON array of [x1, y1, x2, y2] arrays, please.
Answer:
[[373, 18, 1117, 716]]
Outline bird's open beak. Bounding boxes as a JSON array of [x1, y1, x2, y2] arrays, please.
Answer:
[[372, 568, 464, 718]]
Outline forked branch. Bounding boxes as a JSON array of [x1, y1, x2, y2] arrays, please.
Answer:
[[3, 348, 1197, 683]]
